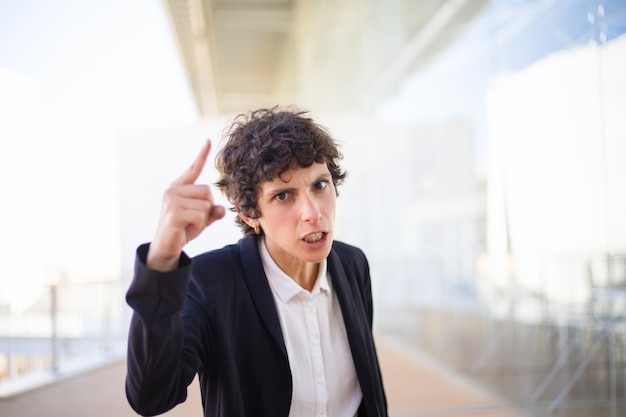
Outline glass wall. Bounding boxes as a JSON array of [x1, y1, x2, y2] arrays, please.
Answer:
[[333, 1, 626, 416]]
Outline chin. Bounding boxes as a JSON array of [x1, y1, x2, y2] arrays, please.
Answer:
[[310, 243, 333, 262]]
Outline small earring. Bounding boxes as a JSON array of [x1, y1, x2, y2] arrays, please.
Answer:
[[254, 225, 260, 235]]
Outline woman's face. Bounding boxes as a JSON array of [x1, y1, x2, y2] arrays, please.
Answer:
[[247, 162, 336, 278]]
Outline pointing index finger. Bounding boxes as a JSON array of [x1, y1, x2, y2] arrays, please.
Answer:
[[174, 140, 212, 185]]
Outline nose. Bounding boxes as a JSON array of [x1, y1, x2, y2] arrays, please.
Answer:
[[301, 194, 321, 223]]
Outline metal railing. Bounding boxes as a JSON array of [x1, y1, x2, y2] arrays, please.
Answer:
[[0, 279, 129, 397], [377, 253, 626, 417]]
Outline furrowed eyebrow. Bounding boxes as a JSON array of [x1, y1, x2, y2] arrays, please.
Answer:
[[314, 174, 332, 183], [264, 173, 332, 197], [266, 186, 296, 197]]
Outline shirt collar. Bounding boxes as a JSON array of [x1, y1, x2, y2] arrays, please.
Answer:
[[259, 238, 329, 303]]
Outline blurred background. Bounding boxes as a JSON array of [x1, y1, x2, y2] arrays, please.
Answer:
[[0, 0, 625, 416]]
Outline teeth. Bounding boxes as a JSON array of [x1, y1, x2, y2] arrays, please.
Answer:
[[304, 232, 323, 243]]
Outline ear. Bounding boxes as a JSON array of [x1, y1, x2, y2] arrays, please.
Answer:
[[237, 207, 258, 229]]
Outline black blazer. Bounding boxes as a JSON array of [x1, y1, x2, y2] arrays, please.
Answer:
[[125, 236, 387, 417]]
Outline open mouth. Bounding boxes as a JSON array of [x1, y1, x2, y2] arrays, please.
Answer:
[[303, 232, 324, 243]]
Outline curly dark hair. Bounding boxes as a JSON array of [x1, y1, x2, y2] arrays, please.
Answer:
[[215, 106, 347, 236]]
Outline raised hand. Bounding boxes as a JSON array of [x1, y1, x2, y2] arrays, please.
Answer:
[[147, 140, 226, 271]]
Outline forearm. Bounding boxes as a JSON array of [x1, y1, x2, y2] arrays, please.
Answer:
[[125, 244, 197, 415]]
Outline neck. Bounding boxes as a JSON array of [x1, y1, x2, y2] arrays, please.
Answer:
[[261, 237, 322, 292], [289, 262, 319, 292]]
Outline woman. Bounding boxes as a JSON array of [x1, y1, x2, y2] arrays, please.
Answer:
[[125, 106, 388, 417]]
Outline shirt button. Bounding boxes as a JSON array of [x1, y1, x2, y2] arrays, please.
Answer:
[[306, 301, 314, 309], [311, 338, 319, 347], [316, 377, 324, 384]]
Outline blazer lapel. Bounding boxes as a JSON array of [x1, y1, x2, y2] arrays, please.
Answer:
[[238, 236, 288, 357], [328, 246, 384, 417], [328, 247, 370, 349]]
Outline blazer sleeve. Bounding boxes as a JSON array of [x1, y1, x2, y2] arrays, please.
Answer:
[[125, 243, 207, 416]]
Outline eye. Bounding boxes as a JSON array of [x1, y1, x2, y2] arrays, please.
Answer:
[[274, 192, 289, 201], [314, 180, 328, 190]]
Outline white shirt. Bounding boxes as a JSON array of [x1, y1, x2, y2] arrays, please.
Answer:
[[259, 239, 362, 417]]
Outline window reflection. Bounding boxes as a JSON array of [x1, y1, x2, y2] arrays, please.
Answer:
[[367, 1, 626, 415]]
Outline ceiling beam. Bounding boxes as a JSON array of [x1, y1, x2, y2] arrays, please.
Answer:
[[215, 9, 292, 33], [357, 0, 477, 113], [162, 0, 221, 115]]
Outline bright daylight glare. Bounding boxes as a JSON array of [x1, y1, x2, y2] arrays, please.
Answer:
[[0, 0, 197, 310]]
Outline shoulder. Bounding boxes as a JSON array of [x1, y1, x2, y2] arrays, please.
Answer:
[[190, 236, 258, 279], [331, 240, 367, 262], [329, 240, 370, 278], [192, 242, 240, 266]]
